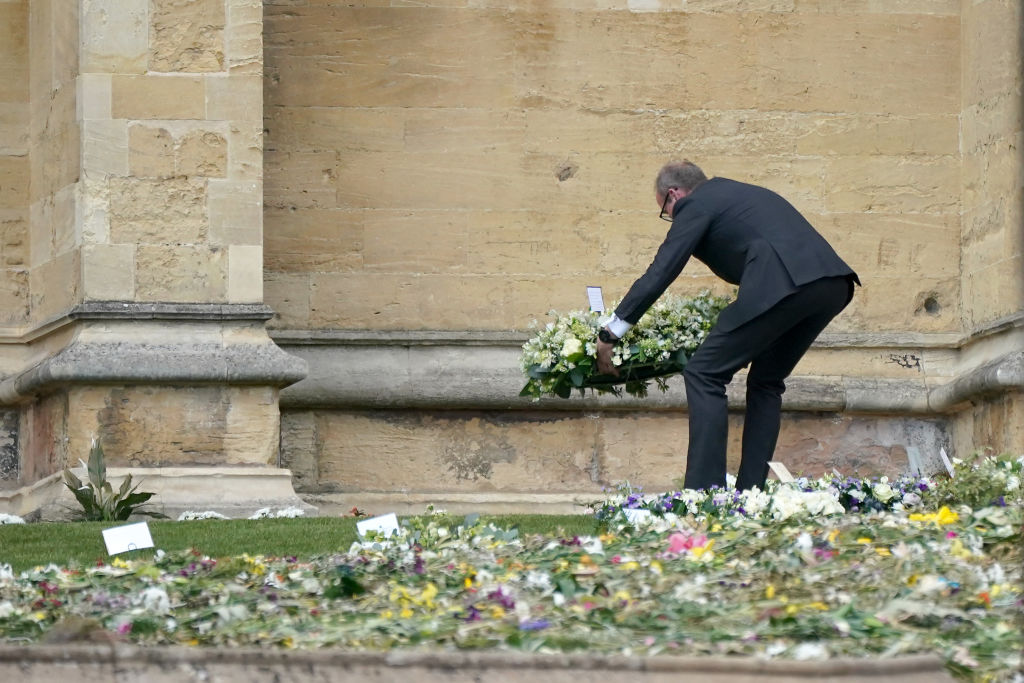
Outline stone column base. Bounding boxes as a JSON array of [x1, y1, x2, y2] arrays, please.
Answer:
[[0, 467, 316, 521]]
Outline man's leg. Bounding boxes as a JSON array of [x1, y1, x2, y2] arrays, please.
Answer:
[[736, 276, 852, 490], [683, 276, 852, 490]]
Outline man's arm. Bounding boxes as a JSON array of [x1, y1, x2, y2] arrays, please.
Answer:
[[614, 210, 713, 323]]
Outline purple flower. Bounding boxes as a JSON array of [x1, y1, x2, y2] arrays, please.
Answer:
[[519, 619, 550, 631]]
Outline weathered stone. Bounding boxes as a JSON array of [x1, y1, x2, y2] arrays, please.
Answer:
[[109, 176, 207, 245], [206, 74, 261, 121], [149, 0, 225, 73], [0, 156, 27, 209], [127, 125, 175, 177], [263, 208, 362, 273], [82, 119, 129, 176], [176, 128, 228, 177], [135, 245, 226, 301]]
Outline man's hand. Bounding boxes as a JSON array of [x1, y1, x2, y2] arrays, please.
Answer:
[[596, 340, 620, 377]]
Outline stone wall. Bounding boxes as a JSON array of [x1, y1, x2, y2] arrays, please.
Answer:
[[264, 0, 998, 512], [0, 0, 29, 333]]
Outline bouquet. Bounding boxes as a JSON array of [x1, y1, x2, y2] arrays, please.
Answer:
[[519, 290, 732, 399]]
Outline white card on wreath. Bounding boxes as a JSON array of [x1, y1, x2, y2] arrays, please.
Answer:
[[356, 512, 400, 538], [587, 286, 605, 313], [768, 461, 796, 483], [102, 521, 155, 555]]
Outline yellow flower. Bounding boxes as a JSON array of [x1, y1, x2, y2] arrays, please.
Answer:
[[490, 606, 505, 619], [908, 505, 959, 525], [785, 604, 798, 615], [827, 529, 840, 544], [399, 607, 414, 619], [649, 560, 663, 575], [691, 540, 714, 559], [765, 584, 775, 599], [875, 547, 891, 557], [856, 537, 872, 544], [805, 601, 829, 611], [111, 557, 130, 569], [613, 590, 631, 603], [620, 561, 640, 572], [381, 610, 394, 619]]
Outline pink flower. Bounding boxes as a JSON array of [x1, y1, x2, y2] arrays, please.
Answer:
[[667, 531, 708, 554]]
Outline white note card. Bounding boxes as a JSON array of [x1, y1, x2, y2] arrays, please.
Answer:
[[102, 521, 155, 555], [623, 508, 652, 525], [587, 286, 605, 313], [939, 448, 955, 478], [356, 512, 400, 538], [768, 461, 795, 483]]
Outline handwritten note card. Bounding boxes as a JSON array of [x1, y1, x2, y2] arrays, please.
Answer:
[[587, 286, 605, 313]]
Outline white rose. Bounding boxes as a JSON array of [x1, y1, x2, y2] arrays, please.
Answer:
[[560, 337, 582, 357]]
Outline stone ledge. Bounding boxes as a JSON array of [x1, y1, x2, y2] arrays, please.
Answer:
[[304, 491, 599, 517], [0, 644, 954, 682], [0, 335, 307, 405], [0, 467, 316, 521], [276, 342, 933, 413]]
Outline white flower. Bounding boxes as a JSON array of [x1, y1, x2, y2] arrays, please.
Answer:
[[139, 587, 170, 615], [0, 601, 15, 618], [560, 337, 582, 358], [0, 513, 25, 525], [872, 482, 895, 503], [178, 510, 230, 521], [791, 642, 828, 660]]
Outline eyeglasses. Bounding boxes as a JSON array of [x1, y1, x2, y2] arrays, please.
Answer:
[[659, 190, 676, 222]]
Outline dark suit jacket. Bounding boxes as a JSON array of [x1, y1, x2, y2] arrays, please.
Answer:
[[615, 177, 859, 332]]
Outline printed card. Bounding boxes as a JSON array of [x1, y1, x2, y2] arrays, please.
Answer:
[[768, 461, 796, 483], [587, 286, 605, 313], [102, 521, 155, 555], [356, 512, 401, 538]]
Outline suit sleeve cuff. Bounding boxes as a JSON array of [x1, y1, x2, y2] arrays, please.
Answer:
[[605, 314, 633, 339]]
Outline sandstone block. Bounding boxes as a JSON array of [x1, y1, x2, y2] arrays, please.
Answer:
[[127, 125, 175, 177], [208, 179, 261, 245], [280, 410, 318, 491], [227, 122, 262, 180], [362, 211, 468, 273], [0, 210, 26, 267], [824, 157, 959, 215], [263, 272, 312, 329], [0, 104, 29, 156], [79, 0, 147, 73], [149, 0, 225, 73], [177, 128, 228, 177], [264, 149, 337, 209], [315, 411, 601, 494], [225, 0, 263, 72], [82, 119, 129, 176], [206, 74, 261, 121], [67, 385, 279, 467], [135, 245, 226, 302], [0, 156, 27, 209], [962, 0, 1022, 106], [76, 74, 112, 120], [263, 207, 362, 273], [0, 267, 28, 326], [963, 256, 1024, 329], [109, 176, 207, 245], [112, 75, 205, 120], [264, 107, 404, 153], [82, 243, 134, 300], [29, 248, 80, 323], [227, 244, 263, 303]]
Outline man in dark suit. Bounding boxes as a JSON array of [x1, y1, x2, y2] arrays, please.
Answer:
[[596, 160, 859, 491]]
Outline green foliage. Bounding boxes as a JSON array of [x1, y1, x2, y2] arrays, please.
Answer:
[[62, 440, 166, 522], [923, 451, 1023, 510]]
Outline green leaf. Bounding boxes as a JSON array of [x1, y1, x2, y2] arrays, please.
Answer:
[[569, 367, 585, 387], [87, 440, 106, 490]]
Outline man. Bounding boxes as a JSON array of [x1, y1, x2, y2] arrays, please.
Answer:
[[596, 161, 859, 491]]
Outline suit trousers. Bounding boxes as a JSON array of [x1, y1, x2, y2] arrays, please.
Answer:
[[682, 275, 853, 491]]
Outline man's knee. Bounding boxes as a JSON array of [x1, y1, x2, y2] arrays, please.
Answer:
[[746, 372, 785, 397]]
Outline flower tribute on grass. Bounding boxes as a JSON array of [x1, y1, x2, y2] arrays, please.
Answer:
[[0, 458, 1021, 680], [520, 291, 731, 399]]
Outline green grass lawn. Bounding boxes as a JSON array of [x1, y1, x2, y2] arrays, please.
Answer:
[[0, 515, 601, 572]]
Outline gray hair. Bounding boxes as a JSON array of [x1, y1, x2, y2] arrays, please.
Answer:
[[654, 160, 708, 196]]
